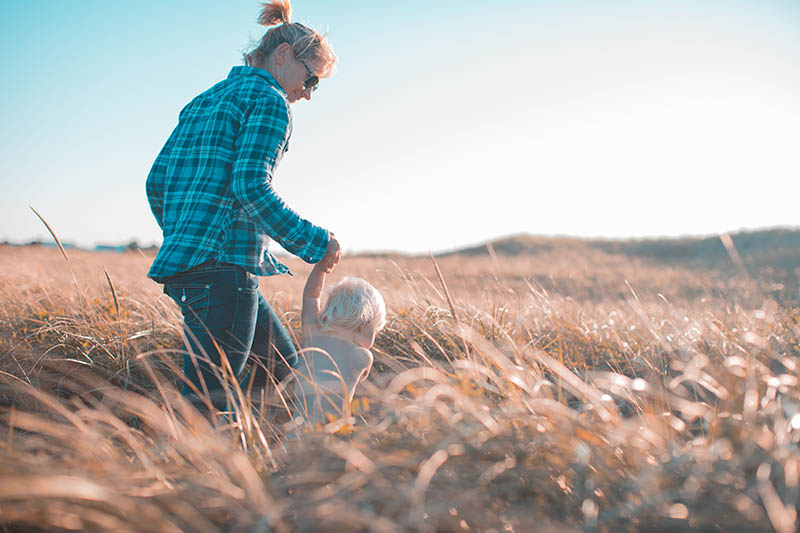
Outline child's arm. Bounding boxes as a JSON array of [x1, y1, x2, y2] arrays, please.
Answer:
[[356, 349, 374, 386], [301, 261, 326, 337], [301, 236, 341, 338], [347, 349, 374, 412]]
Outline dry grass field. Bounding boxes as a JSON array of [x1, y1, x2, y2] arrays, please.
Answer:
[[1, 238, 799, 531]]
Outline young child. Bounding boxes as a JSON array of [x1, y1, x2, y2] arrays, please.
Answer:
[[292, 259, 386, 425]]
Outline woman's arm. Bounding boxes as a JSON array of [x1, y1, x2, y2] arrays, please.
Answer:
[[230, 94, 330, 264]]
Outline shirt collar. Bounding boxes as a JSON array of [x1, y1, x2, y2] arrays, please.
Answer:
[[228, 66, 287, 97]]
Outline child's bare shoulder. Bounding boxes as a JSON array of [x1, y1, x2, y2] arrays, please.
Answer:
[[354, 346, 373, 366], [333, 340, 371, 368], [329, 337, 371, 366], [303, 333, 366, 358]]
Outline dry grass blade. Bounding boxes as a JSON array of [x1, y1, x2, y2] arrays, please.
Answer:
[[103, 267, 120, 318], [29, 205, 70, 263], [0, 475, 118, 502], [411, 448, 449, 528], [428, 251, 470, 359], [27, 205, 86, 313], [719, 232, 746, 273]]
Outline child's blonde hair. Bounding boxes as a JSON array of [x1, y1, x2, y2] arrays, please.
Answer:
[[319, 277, 386, 334]]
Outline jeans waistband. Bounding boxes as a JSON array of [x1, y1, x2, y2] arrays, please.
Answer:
[[184, 260, 242, 274], [158, 260, 245, 284]]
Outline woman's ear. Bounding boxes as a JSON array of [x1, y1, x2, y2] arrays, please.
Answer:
[[273, 42, 292, 66]]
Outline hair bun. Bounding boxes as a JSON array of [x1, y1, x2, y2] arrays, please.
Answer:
[[257, 0, 292, 27]]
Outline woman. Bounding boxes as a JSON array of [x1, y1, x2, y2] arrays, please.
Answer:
[[146, 0, 341, 411]]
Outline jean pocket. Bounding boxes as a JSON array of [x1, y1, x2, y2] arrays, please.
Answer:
[[166, 283, 212, 327]]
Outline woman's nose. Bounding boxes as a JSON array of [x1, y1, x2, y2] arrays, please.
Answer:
[[302, 86, 313, 101]]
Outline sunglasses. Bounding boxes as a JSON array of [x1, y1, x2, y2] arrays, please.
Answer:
[[298, 58, 319, 92]]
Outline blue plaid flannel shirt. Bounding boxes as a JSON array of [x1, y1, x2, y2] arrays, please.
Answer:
[[146, 66, 330, 280]]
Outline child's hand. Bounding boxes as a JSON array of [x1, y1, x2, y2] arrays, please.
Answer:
[[320, 235, 341, 273]]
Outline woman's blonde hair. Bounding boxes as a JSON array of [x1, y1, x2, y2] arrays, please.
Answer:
[[244, 0, 336, 77], [319, 278, 386, 335]]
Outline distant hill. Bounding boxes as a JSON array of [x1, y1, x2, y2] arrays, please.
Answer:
[[3, 240, 159, 254], [440, 227, 800, 278]]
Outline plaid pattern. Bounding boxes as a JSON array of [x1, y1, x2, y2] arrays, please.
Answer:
[[146, 66, 330, 280]]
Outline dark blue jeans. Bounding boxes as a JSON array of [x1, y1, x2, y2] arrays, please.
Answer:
[[162, 261, 298, 409]]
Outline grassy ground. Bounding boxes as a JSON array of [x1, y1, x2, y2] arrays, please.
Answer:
[[1, 243, 799, 531]]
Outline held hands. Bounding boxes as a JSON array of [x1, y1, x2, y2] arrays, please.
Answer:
[[320, 234, 341, 273]]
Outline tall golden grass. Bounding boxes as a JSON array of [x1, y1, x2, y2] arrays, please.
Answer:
[[1, 243, 799, 531]]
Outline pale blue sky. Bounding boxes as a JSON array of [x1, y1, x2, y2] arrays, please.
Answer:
[[1, 1, 799, 253]]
